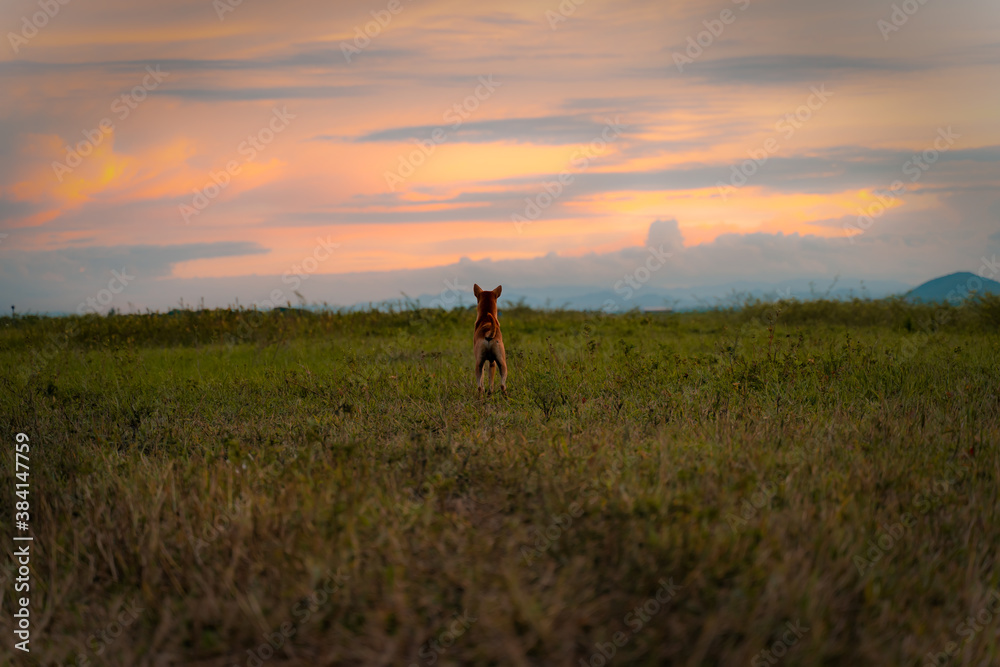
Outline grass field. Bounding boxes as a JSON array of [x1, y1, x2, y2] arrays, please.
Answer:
[[1, 297, 999, 666]]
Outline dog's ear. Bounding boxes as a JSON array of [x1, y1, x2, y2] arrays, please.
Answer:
[[493, 285, 502, 298], [474, 284, 482, 298]]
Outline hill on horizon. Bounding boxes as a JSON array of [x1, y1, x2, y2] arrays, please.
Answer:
[[905, 272, 1000, 304]]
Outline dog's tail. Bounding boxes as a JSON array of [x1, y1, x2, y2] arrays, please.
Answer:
[[483, 312, 499, 340]]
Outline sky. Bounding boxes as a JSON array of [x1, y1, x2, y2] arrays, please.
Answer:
[[1, 0, 998, 313]]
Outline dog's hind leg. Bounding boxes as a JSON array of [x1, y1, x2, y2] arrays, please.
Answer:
[[476, 358, 487, 393], [498, 356, 508, 394], [489, 361, 496, 393]]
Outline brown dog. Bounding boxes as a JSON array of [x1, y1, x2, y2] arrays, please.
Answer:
[[473, 284, 507, 394]]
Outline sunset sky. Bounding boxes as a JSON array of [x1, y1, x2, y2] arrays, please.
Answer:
[[1, 0, 998, 312]]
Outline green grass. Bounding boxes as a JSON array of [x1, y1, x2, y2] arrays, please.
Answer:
[[1, 297, 999, 666]]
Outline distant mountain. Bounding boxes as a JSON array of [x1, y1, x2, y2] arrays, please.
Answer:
[[905, 272, 1000, 304], [392, 278, 914, 312]]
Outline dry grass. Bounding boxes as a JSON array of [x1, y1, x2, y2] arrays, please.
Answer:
[[0, 298, 998, 666]]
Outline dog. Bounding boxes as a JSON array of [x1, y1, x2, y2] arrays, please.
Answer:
[[473, 284, 507, 394]]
